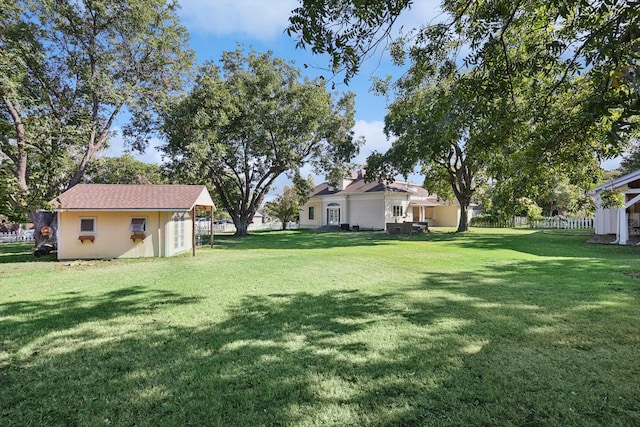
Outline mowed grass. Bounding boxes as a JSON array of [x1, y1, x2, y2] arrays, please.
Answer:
[[1, 228, 639, 426]]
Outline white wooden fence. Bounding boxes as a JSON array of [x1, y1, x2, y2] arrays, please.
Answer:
[[0, 231, 35, 243], [195, 221, 299, 235], [529, 216, 594, 229]]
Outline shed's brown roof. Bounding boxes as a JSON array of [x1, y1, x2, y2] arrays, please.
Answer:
[[50, 184, 215, 211]]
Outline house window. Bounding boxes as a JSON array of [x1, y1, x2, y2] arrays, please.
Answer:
[[393, 205, 403, 217], [129, 217, 147, 232], [79, 217, 96, 233], [309, 206, 315, 220]]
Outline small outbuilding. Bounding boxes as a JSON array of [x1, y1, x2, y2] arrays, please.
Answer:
[[589, 169, 640, 245], [50, 184, 216, 259]]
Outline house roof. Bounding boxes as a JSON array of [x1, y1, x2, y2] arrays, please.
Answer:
[[50, 184, 216, 212], [309, 176, 438, 202], [589, 169, 640, 194]]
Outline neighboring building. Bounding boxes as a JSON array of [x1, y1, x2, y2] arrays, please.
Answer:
[[589, 169, 640, 245], [299, 171, 467, 230], [50, 184, 215, 259]]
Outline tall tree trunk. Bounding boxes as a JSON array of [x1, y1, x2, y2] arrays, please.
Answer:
[[233, 211, 254, 237], [234, 220, 250, 236], [2, 96, 30, 200], [29, 210, 57, 253], [457, 201, 470, 232]]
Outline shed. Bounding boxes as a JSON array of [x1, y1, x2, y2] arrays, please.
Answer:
[[589, 169, 640, 245], [50, 184, 216, 259]]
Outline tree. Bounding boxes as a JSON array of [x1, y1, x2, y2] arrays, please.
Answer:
[[0, 0, 193, 219], [368, 70, 505, 232], [289, 1, 638, 135], [82, 153, 165, 184], [619, 141, 640, 175], [263, 178, 314, 230], [289, 1, 628, 222], [162, 49, 362, 236]]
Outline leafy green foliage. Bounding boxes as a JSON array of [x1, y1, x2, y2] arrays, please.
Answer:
[[619, 141, 640, 175], [82, 154, 165, 185], [368, 70, 506, 232], [600, 188, 626, 209], [0, 0, 193, 217], [515, 197, 544, 222], [287, 0, 412, 81], [162, 48, 362, 236], [287, 0, 639, 217], [263, 178, 314, 229], [289, 0, 638, 139]]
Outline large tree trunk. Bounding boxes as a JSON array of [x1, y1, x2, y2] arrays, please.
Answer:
[[234, 221, 250, 236], [2, 96, 30, 202], [233, 212, 254, 237], [28, 211, 58, 256], [445, 144, 473, 233], [457, 202, 470, 233]]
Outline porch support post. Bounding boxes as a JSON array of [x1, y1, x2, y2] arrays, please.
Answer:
[[192, 206, 196, 256], [618, 207, 628, 245], [214, 206, 219, 248], [619, 193, 640, 245]]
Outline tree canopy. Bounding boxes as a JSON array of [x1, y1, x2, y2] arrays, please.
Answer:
[[619, 140, 640, 175], [0, 0, 193, 220], [263, 178, 314, 230], [162, 48, 362, 236], [82, 154, 165, 185], [288, 0, 637, 220], [288, 0, 638, 137], [368, 70, 505, 231]]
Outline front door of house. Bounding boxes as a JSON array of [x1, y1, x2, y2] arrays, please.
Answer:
[[327, 206, 340, 225]]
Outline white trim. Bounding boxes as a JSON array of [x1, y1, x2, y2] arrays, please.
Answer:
[[625, 194, 640, 209], [129, 217, 147, 232], [59, 208, 193, 212], [589, 169, 640, 194], [79, 217, 97, 234]]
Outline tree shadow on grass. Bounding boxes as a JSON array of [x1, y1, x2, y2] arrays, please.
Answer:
[[2, 259, 639, 426], [214, 229, 394, 251], [413, 229, 640, 260], [0, 242, 55, 264], [0, 286, 201, 357]]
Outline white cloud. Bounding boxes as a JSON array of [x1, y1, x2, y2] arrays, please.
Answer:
[[352, 120, 393, 165], [395, 0, 446, 32], [177, 0, 298, 40]]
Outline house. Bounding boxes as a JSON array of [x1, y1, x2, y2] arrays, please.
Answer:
[[589, 169, 640, 245], [50, 184, 216, 259], [299, 171, 467, 231]]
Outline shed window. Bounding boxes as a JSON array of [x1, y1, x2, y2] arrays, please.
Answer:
[[79, 217, 96, 233], [130, 217, 147, 232], [309, 206, 315, 220], [393, 205, 403, 217]]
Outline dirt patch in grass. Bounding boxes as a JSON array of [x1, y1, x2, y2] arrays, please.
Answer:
[[625, 271, 640, 280], [587, 234, 617, 244]]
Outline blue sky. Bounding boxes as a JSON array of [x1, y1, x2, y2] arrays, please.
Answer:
[[107, 0, 446, 188], [107, 0, 620, 189]]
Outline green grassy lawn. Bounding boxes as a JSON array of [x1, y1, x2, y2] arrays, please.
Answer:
[[1, 228, 639, 426]]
